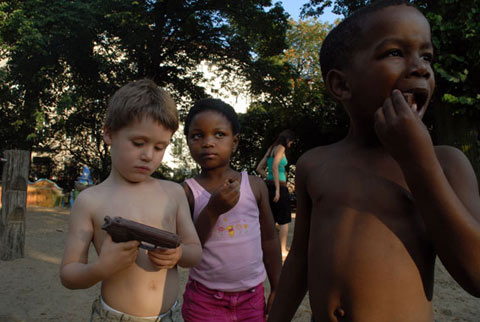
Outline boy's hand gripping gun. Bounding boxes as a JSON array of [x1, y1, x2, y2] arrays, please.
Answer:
[[101, 216, 181, 250]]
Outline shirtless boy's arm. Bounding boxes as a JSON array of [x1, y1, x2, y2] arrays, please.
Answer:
[[250, 176, 282, 315], [60, 190, 139, 289], [148, 183, 202, 268], [267, 153, 312, 322], [375, 90, 480, 296]]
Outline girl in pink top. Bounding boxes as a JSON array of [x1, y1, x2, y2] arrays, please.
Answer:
[[181, 98, 282, 322]]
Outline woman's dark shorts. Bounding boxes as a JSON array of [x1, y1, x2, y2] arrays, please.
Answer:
[[266, 181, 292, 225]]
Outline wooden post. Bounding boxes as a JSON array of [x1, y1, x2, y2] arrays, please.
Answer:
[[0, 150, 30, 260]]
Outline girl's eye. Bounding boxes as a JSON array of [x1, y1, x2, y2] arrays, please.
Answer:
[[190, 133, 202, 140], [132, 141, 143, 147], [215, 132, 226, 138], [154, 146, 165, 152]]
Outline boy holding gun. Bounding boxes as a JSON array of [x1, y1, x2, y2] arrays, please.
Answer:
[[60, 79, 201, 321]]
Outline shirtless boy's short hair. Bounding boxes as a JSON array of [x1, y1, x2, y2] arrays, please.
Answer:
[[320, 0, 415, 81], [105, 79, 179, 133], [184, 98, 240, 136]]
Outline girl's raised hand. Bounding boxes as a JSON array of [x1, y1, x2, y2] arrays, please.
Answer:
[[207, 178, 240, 216]]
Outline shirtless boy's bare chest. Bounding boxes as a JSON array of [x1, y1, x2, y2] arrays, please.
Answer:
[[305, 154, 436, 321]]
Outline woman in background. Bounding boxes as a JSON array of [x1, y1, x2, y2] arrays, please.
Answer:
[[256, 130, 295, 260]]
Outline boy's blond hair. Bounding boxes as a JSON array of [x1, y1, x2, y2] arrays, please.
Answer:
[[105, 79, 179, 133]]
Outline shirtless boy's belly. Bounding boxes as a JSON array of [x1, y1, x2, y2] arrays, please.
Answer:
[[101, 250, 179, 316], [307, 167, 435, 321]]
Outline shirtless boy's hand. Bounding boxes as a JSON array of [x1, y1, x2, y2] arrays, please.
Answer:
[[374, 89, 435, 163], [148, 246, 183, 269], [97, 234, 140, 278], [265, 290, 276, 316], [206, 178, 240, 216]]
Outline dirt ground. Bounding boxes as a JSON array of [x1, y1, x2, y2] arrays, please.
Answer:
[[0, 207, 478, 321]]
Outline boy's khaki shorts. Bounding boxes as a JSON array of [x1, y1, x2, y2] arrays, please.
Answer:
[[90, 297, 183, 322]]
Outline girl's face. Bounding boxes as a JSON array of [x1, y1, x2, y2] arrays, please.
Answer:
[[186, 110, 238, 170]]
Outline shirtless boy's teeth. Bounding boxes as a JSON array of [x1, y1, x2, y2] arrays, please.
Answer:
[[402, 92, 414, 107]]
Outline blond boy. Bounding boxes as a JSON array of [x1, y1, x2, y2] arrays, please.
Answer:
[[60, 79, 202, 321]]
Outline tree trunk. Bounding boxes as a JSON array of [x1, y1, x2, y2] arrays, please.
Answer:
[[1, 150, 30, 260]]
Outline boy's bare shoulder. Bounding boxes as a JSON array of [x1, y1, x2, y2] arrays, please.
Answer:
[[155, 179, 186, 200], [297, 142, 342, 170], [435, 144, 470, 167], [73, 182, 109, 209], [435, 144, 478, 182]]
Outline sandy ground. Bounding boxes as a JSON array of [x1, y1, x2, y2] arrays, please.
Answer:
[[0, 207, 479, 321]]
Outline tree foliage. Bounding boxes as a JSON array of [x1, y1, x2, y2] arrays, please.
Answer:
[[0, 0, 289, 187], [235, 17, 348, 174]]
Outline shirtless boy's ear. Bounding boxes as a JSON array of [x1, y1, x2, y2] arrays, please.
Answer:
[[103, 125, 112, 145], [326, 69, 352, 102]]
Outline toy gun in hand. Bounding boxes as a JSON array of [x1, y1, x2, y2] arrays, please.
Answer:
[[101, 216, 181, 250]]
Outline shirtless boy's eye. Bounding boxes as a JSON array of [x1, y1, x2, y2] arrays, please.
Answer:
[[132, 140, 144, 147], [422, 52, 434, 63], [385, 49, 403, 58], [215, 131, 226, 138]]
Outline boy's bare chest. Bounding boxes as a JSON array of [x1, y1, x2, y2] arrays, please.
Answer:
[[309, 157, 414, 214], [306, 161, 435, 318], [93, 188, 176, 232], [307, 160, 432, 265]]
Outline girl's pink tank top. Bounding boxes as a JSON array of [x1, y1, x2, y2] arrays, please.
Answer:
[[185, 171, 266, 292]]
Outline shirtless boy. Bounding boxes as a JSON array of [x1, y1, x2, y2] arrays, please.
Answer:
[[268, 1, 480, 321], [60, 79, 202, 321]]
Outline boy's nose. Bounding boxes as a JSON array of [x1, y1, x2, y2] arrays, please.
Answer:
[[141, 147, 154, 161], [408, 56, 431, 79]]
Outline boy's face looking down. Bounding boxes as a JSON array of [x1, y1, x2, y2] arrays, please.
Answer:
[[338, 5, 435, 123], [104, 117, 172, 183]]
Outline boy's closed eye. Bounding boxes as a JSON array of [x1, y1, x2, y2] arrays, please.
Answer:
[[132, 140, 145, 147]]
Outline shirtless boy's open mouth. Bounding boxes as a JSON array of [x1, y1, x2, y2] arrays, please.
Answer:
[[402, 89, 429, 117]]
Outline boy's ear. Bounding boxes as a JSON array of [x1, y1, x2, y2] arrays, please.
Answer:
[[326, 69, 352, 101], [103, 125, 112, 145], [232, 133, 239, 153]]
